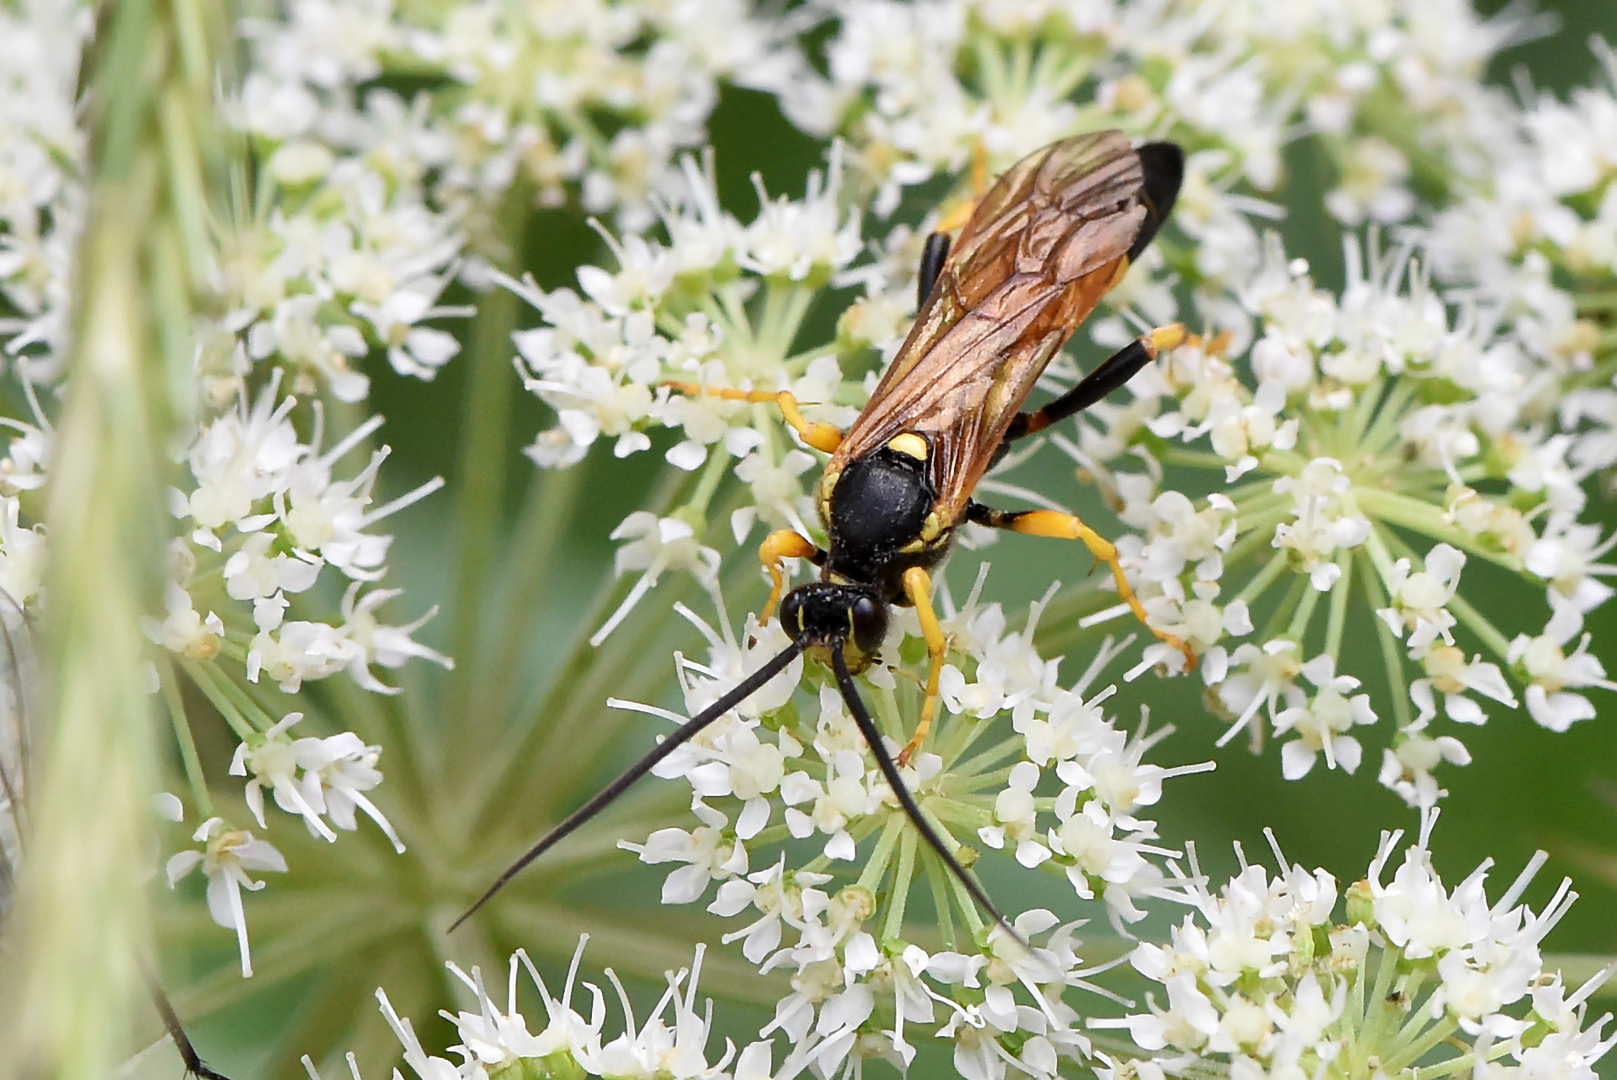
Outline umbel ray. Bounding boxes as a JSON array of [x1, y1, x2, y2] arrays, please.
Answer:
[[453, 130, 1190, 937]]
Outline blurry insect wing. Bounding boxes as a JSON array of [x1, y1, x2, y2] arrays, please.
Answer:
[[832, 131, 1150, 521]]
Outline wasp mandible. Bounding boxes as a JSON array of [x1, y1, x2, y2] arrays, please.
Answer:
[[454, 130, 1188, 935]]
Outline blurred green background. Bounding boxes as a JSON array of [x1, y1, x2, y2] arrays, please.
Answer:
[[170, 2, 1617, 1075]]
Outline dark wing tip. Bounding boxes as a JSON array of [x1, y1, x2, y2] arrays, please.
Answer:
[[1128, 141, 1185, 261]]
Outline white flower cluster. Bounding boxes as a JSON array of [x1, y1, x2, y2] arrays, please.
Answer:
[[222, 0, 470, 404], [0, 0, 90, 384], [164, 706, 407, 979], [1427, 40, 1617, 374], [757, 0, 1545, 329], [416, 0, 795, 235], [506, 150, 868, 637], [510, 147, 861, 468], [1055, 231, 1616, 806], [613, 578, 1209, 1077], [141, 376, 450, 695], [348, 937, 815, 1080], [1095, 819, 1615, 1080]]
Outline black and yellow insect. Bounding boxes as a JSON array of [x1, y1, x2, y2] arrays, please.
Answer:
[[453, 130, 1190, 933]]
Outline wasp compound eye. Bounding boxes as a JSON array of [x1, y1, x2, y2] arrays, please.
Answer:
[[849, 593, 887, 655], [779, 587, 808, 640]]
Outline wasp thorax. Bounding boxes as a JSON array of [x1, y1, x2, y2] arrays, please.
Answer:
[[825, 444, 936, 587], [779, 582, 888, 657]]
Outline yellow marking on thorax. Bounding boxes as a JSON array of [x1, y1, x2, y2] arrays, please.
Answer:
[[887, 432, 929, 460], [898, 512, 949, 554], [816, 467, 841, 527]]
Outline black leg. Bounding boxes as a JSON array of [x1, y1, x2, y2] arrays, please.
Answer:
[[148, 977, 230, 1080], [965, 502, 1029, 529], [916, 232, 950, 313], [1003, 333, 1157, 443]]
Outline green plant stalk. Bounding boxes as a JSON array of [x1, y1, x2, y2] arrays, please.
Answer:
[[0, 0, 231, 1075], [448, 193, 530, 735]]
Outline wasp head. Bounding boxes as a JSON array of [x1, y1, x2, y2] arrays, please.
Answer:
[[779, 581, 888, 670]]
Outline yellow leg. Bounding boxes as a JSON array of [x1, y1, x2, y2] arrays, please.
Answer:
[[898, 566, 947, 766], [662, 382, 842, 453], [993, 508, 1197, 670], [758, 529, 818, 624]]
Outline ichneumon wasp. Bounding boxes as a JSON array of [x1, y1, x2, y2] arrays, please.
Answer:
[[453, 130, 1190, 937]]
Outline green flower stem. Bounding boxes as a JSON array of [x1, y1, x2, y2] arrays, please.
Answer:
[[1341, 947, 1365, 1044], [1234, 548, 1293, 608], [1, 0, 232, 1075], [462, 463, 690, 816], [856, 814, 907, 893], [1324, 551, 1354, 659], [1353, 950, 1406, 1073], [756, 282, 814, 362], [1158, 448, 1247, 471], [1258, 574, 1309, 643], [1005, 37, 1033, 104], [1360, 520, 1400, 583], [940, 707, 1008, 770], [924, 802, 986, 934], [1383, 979, 1451, 1072], [1352, 488, 1523, 574], [182, 658, 271, 740], [718, 283, 756, 348], [1441, 589, 1517, 664], [928, 798, 994, 830], [958, 732, 1037, 781], [1389, 1013, 1463, 1077], [925, 847, 959, 950], [1355, 379, 1415, 461], [1286, 575, 1324, 641], [485, 464, 586, 718], [449, 212, 528, 716], [872, 682, 905, 746], [1341, 375, 1385, 448], [953, 762, 1018, 796], [1030, 44, 1093, 102], [798, 813, 889, 878], [974, 36, 1011, 109], [692, 291, 736, 342], [755, 281, 792, 360], [1358, 550, 1414, 730], [160, 661, 213, 818], [682, 444, 734, 525], [883, 830, 919, 941]]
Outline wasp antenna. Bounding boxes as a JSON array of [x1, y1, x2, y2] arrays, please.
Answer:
[[452, 639, 805, 932], [828, 643, 1028, 952], [146, 974, 231, 1080]]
